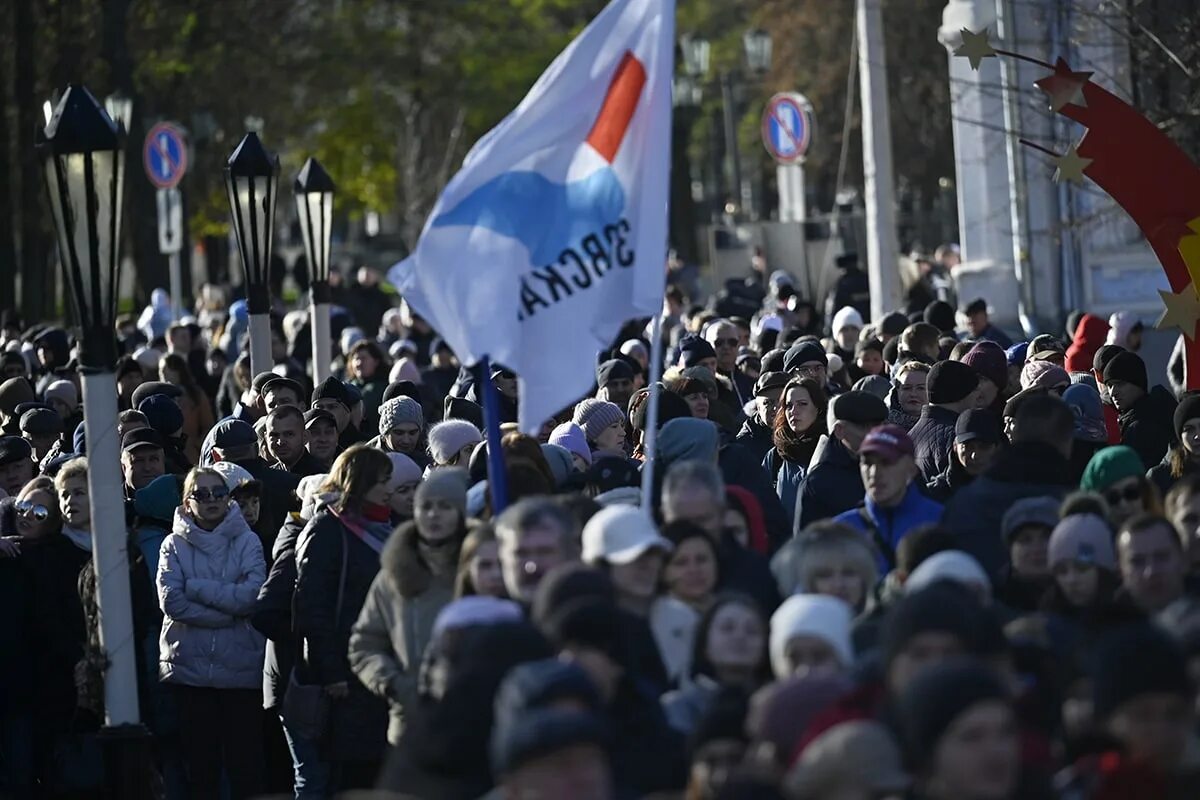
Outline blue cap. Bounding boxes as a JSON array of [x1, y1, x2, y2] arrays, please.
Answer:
[[1005, 341, 1028, 366], [210, 418, 258, 450]]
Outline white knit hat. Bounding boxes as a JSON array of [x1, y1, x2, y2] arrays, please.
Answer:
[[905, 550, 991, 602], [427, 419, 483, 465], [832, 306, 864, 335], [769, 594, 854, 679]]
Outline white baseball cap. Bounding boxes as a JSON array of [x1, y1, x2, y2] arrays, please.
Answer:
[[210, 461, 257, 493], [581, 506, 673, 565]]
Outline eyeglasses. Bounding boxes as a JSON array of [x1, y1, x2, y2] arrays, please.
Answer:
[[712, 337, 739, 348], [189, 487, 230, 503], [794, 365, 826, 378], [16, 501, 49, 521], [1105, 484, 1141, 506]]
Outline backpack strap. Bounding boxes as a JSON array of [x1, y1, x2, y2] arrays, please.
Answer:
[[857, 505, 896, 571]]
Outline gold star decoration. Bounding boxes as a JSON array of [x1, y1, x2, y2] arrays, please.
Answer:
[[953, 28, 996, 71], [1034, 59, 1092, 112], [1053, 145, 1093, 184], [1180, 217, 1200, 289], [1157, 284, 1200, 341]]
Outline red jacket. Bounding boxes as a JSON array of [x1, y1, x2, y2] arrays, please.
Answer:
[[1065, 314, 1110, 374]]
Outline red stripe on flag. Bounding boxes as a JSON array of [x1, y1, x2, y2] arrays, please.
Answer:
[[587, 51, 647, 164]]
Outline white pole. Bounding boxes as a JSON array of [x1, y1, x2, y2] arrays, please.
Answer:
[[777, 164, 792, 221], [310, 301, 332, 384], [777, 163, 807, 223], [793, 162, 807, 223], [639, 312, 665, 512], [856, 0, 903, 321], [80, 369, 140, 726], [168, 251, 183, 321], [248, 312, 273, 377]]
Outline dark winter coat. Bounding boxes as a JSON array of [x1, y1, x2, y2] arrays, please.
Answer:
[[719, 440, 791, 551], [735, 415, 774, 468], [273, 449, 329, 479], [251, 513, 306, 710], [292, 509, 390, 761], [21, 533, 91, 727], [233, 455, 300, 553], [1118, 385, 1177, 471], [795, 436, 865, 531], [763, 433, 824, 532], [940, 442, 1075, 580], [1148, 451, 1200, 496], [925, 454, 975, 503], [909, 405, 961, 483]]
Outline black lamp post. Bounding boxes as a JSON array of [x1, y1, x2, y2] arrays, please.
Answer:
[[39, 83, 153, 798], [294, 157, 336, 383], [225, 132, 279, 376]]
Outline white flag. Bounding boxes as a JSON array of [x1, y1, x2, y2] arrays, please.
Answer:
[[389, 0, 674, 433]]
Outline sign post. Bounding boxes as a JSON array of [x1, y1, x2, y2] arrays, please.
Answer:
[[143, 122, 189, 318], [761, 93, 814, 223]]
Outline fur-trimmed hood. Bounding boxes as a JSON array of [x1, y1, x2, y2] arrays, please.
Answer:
[[380, 520, 463, 599]]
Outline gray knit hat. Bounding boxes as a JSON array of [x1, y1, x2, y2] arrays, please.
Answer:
[[378, 396, 425, 436], [416, 467, 469, 518], [572, 398, 624, 443]]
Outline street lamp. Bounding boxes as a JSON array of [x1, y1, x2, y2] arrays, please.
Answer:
[[680, 34, 711, 78], [294, 157, 336, 383], [39, 83, 151, 795], [104, 90, 134, 132], [225, 132, 279, 377], [743, 29, 774, 75]]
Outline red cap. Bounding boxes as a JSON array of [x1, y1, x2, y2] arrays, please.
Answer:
[[859, 424, 915, 462]]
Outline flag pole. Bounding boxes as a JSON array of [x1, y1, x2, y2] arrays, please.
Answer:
[[480, 355, 510, 514], [639, 311, 665, 511]]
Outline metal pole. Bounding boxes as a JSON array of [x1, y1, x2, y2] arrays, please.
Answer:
[[856, 0, 903, 321], [248, 312, 272, 377], [310, 301, 332, 384], [80, 369, 140, 725], [721, 72, 743, 217], [168, 251, 183, 321], [639, 313, 665, 511], [479, 356, 510, 514]]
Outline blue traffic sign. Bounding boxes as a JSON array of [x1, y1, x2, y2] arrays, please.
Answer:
[[762, 93, 813, 165], [144, 122, 188, 189]]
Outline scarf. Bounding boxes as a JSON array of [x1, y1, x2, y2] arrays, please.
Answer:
[[331, 508, 392, 555], [61, 524, 92, 553]]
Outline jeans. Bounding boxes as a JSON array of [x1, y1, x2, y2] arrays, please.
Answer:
[[279, 716, 331, 799]]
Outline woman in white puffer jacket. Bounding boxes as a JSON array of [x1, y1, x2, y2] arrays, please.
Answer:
[[156, 466, 267, 799]]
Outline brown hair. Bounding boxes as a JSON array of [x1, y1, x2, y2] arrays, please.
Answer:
[[322, 444, 393, 513], [455, 525, 500, 598], [160, 353, 202, 399], [347, 340, 391, 382], [899, 323, 939, 358], [772, 378, 828, 462], [500, 432, 556, 488]]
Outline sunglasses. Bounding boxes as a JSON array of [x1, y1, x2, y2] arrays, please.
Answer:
[[1105, 484, 1141, 506], [712, 337, 739, 348], [190, 487, 230, 503], [16, 501, 50, 521]]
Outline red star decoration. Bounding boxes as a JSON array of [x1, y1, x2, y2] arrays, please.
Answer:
[[1034, 58, 1092, 112]]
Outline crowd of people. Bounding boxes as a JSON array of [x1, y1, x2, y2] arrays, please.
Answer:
[[1, 259, 1199, 800]]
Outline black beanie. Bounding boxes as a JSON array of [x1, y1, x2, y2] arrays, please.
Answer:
[[783, 341, 828, 373], [678, 335, 717, 368], [1174, 392, 1200, 437], [1092, 623, 1190, 721], [760, 348, 786, 374], [882, 583, 987, 670], [923, 301, 956, 334], [1092, 344, 1125, 375], [897, 659, 1010, 771], [1102, 351, 1147, 392], [927, 360, 980, 405]]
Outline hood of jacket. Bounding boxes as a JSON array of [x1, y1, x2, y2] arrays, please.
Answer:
[[1105, 311, 1140, 350], [1065, 314, 1110, 372], [171, 502, 251, 551]]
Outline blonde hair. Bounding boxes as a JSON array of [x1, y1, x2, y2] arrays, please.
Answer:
[[321, 444, 393, 513], [894, 360, 931, 382], [182, 467, 225, 501], [773, 521, 879, 596], [54, 457, 89, 491]]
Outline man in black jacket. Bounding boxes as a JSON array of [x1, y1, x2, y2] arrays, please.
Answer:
[[909, 360, 980, 483], [941, 394, 1076, 579], [1104, 351, 1176, 471], [736, 372, 787, 467], [265, 406, 326, 477], [210, 418, 299, 550], [795, 391, 888, 531]]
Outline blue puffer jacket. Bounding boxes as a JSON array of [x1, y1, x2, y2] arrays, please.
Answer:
[[157, 504, 266, 689], [834, 482, 944, 573]]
